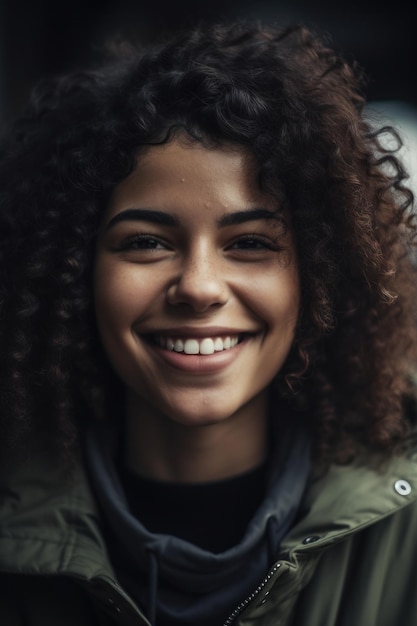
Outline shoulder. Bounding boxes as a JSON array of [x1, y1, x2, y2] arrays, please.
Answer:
[[279, 447, 417, 626], [0, 574, 99, 626]]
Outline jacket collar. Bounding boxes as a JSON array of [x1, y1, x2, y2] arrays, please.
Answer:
[[1, 442, 416, 578], [282, 445, 417, 554], [0, 451, 111, 580]]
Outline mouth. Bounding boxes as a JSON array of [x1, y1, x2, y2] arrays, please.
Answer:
[[149, 334, 244, 355]]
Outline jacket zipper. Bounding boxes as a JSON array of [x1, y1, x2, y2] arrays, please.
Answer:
[[223, 562, 282, 625]]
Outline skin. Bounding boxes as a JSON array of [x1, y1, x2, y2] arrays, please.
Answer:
[[94, 138, 300, 482]]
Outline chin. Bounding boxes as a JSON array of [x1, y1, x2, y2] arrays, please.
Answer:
[[164, 407, 235, 428]]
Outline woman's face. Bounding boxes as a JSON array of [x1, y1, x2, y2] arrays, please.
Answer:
[[94, 139, 300, 428]]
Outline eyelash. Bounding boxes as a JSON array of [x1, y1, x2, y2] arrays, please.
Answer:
[[116, 234, 169, 251], [229, 234, 284, 252], [115, 233, 284, 253]]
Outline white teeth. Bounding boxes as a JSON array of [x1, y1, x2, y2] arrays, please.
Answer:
[[160, 335, 239, 354], [214, 337, 224, 351], [200, 338, 215, 355], [174, 339, 184, 352], [184, 339, 199, 354]]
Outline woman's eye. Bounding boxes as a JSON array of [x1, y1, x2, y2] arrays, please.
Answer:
[[231, 236, 281, 251], [235, 238, 267, 250], [117, 235, 168, 251]]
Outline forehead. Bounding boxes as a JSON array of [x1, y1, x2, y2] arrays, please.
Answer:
[[106, 139, 275, 217]]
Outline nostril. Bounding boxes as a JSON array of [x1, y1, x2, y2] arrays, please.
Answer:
[[166, 275, 228, 310]]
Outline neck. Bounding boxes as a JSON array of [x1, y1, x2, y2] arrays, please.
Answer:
[[124, 392, 269, 483]]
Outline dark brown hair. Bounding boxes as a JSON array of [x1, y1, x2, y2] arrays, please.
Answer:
[[0, 21, 416, 472]]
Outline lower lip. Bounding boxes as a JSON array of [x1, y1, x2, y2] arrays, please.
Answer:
[[146, 339, 247, 374]]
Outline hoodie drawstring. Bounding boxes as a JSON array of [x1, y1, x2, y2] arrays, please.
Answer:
[[147, 549, 159, 625]]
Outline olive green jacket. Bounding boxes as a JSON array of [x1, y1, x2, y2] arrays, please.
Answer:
[[1, 446, 417, 626]]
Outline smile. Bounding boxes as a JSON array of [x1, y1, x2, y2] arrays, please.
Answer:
[[153, 335, 240, 355]]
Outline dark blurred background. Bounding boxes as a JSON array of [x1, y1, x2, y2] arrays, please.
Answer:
[[1, 0, 416, 180]]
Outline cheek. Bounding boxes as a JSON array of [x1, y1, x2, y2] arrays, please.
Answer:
[[240, 265, 300, 331], [93, 262, 142, 384], [95, 262, 147, 321], [93, 261, 172, 364], [94, 261, 135, 337]]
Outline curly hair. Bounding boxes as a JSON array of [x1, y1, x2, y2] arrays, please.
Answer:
[[0, 21, 416, 472]]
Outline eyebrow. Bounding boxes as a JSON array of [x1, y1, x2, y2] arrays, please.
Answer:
[[105, 207, 281, 230], [106, 209, 179, 229], [217, 208, 281, 227]]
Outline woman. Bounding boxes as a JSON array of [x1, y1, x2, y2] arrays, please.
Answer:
[[0, 21, 417, 626]]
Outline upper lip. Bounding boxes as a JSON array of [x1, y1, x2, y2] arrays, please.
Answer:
[[141, 326, 257, 338]]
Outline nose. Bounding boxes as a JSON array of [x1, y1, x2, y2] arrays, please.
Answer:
[[166, 245, 228, 313]]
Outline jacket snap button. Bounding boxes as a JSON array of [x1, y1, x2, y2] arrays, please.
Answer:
[[302, 535, 320, 545], [107, 598, 121, 613], [394, 479, 412, 496], [260, 590, 270, 604]]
